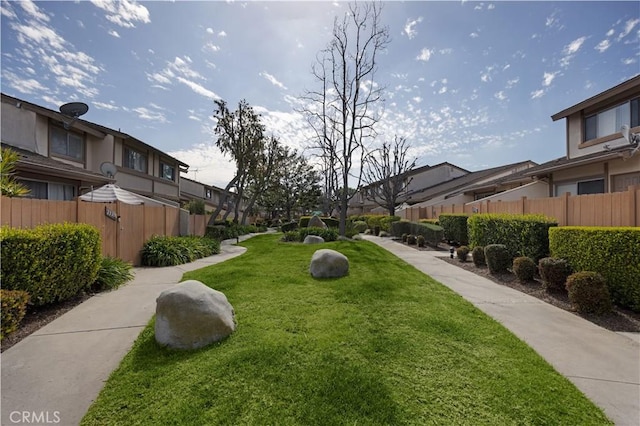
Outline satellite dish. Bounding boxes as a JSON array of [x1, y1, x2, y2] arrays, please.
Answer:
[[100, 161, 118, 178], [621, 124, 640, 145], [60, 102, 89, 118]]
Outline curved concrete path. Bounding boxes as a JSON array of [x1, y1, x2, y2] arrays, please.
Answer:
[[1, 236, 250, 426], [364, 235, 639, 426]]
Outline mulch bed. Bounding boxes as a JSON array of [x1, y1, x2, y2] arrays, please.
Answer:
[[394, 239, 640, 333], [1, 293, 93, 353]]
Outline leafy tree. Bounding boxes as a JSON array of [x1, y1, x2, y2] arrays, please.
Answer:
[[207, 99, 266, 225], [362, 135, 416, 215], [1, 147, 30, 197], [300, 2, 390, 235]]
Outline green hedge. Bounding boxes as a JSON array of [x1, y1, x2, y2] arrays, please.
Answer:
[[141, 235, 221, 267], [1, 289, 30, 340], [549, 227, 640, 311], [409, 222, 444, 246], [438, 214, 470, 245], [0, 223, 101, 306], [468, 214, 557, 261], [390, 220, 412, 238]]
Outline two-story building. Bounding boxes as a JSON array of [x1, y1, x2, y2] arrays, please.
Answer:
[[504, 76, 640, 196], [1, 93, 187, 205]]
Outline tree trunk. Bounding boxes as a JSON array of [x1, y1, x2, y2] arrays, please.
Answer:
[[207, 175, 239, 226]]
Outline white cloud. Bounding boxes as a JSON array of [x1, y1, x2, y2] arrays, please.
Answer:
[[403, 16, 422, 39], [494, 91, 507, 101], [531, 89, 544, 99], [19, 0, 49, 22], [595, 39, 610, 53], [1, 1, 17, 19], [439, 48, 453, 55], [470, 32, 479, 38], [132, 106, 167, 123], [2, 70, 47, 93], [622, 57, 637, 65], [93, 101, 119, 111], [412, 96, 423, 103], [542, 71, 557, 86], [618, 18, 639, 41], [416, 48, 433, 62], [487, 3, 495, 10], [204, 42, 221, 52], [108, 29, 120, 38], [218, 30, 227, 37], [90, 0, 150, 28], [176, 77, 220, 100], [206, 27, 214, 34], [260, 71, 287, 90], [563, 36, 586, 55], [438, 86, 447, 94], [506, 77, 519, 88]]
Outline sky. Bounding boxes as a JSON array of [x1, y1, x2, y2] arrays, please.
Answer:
[[1, 0, 639, 189]]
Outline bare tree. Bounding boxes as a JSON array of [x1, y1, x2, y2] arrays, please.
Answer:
[[362, 135, 416, 216], [207, 99, 265, 225], [300, 2, 390, 235]]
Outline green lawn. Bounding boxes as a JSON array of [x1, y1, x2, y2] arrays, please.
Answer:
[[82, 234, 610, 425]]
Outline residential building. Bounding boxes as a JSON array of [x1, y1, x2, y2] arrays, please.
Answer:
[[1, 93, 188, 204]]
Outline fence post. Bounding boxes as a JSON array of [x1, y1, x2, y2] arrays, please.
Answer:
[[521, 196, 527, 215], [562, 192, 569, 226], [631, 185, 639, 227]]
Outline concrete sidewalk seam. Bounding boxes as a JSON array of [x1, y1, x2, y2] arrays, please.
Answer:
[[566, 375, 640, 386], [33, 325, 147, 337]]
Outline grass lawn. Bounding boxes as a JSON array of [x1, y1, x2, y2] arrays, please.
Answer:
[[82, 234, 610, 425]]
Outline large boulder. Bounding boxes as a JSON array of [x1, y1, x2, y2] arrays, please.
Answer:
[[308, 215, 327, 229], [304, 235, 325, 244], [310, 249, 349, 278], [155, 280, 236, 350]]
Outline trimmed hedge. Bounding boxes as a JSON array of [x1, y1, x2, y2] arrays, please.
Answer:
[[390, 220, 444, 246], [485, 244, 511, 274], [566, 271, 612, 314], [549, 226, 640, 311], [513, 257, 536, 282], [1, 289, 30, 340], [280, 221, 298, 233], [438, 214, 470, 245], [538, 257, 572, 292], [1, 223, 101, 306], [468, 213, 557, 261]]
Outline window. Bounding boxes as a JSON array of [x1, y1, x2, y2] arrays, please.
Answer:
[[160, 161, 175, 181], [584, 98, 640, 141], [205, 188, 212, 199], [50, 126, 83, 160], [21, 180, 75, 200], [577, 179, 604, 195], [123, 146, 147, 173]]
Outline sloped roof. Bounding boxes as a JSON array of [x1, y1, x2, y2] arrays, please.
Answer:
[[405, 160, 536, 204], [2, 143, 113, 185]]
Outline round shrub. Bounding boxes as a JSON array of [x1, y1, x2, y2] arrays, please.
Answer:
[[456, 246, 470, 262], [484, 244, 511, 274], [1, 289, 30, 340], [472, 246, 485, 267], [401, 233, 408, 243], [417, 235, 426, 247], [538, 257, 572, 292], [353, 220, 368, 233], [407, 234, 417, 245], [566, 272, 612, 314], [513, 257, 536, 282]]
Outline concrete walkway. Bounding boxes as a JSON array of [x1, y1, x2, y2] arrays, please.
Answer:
[[363, 235, 640, 426], [1, 236, 251, 426]]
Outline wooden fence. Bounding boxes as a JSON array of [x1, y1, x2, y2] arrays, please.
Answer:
[[1, 197, 182, 265], [400, 185, 640, 227]]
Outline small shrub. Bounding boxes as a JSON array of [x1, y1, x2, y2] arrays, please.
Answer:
[[141, 236, 220, 267], [401, 233, 408, 243], [185, 199, 205, 214], [379, 231, 389, 238], [566, 272, 612, 314], [1, 289, 29, 340], [407, 234, 417, 245], [484, 244, 511, 274], [472, 246, 486, 267], [417, 235, 425, 247], [93, 257, 134, 291], [513, 257, 536, 282], [380, 216, 401, 232], [298, 227, 339, 242], [281, 231, 299, 242], [353, 220, 368, 233], [538, 257, 572, 292], [280, 222, 298, 233], [456, 246, 470, 262]]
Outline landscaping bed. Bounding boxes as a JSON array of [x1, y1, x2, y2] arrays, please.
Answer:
[[394, 238, 640, 333]]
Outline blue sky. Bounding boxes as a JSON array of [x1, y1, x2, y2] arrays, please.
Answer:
[[1, 1, 638, 188]]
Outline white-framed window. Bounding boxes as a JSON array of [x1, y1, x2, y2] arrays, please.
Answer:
[[584, 98, 640, 141], [205, 188, 212, 199], [50, 126, 84, 161], [160, 161, 175, 181], [123, 146, 147, 173], [20, 179, 76, 200]]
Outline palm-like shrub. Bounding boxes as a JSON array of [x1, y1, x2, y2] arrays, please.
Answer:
[[93, 257, 134, 291]]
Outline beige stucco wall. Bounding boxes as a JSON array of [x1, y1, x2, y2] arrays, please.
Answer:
[[408, 164, 467, 193], [467, 180, 549, 205], [1, 103, 49, 155]]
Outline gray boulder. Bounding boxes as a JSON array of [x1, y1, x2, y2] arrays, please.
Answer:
[[304, 235, 325, 244], [310, 249, 349, 278], [155, 280, 236, 350], [308, 215, 327, 229]]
